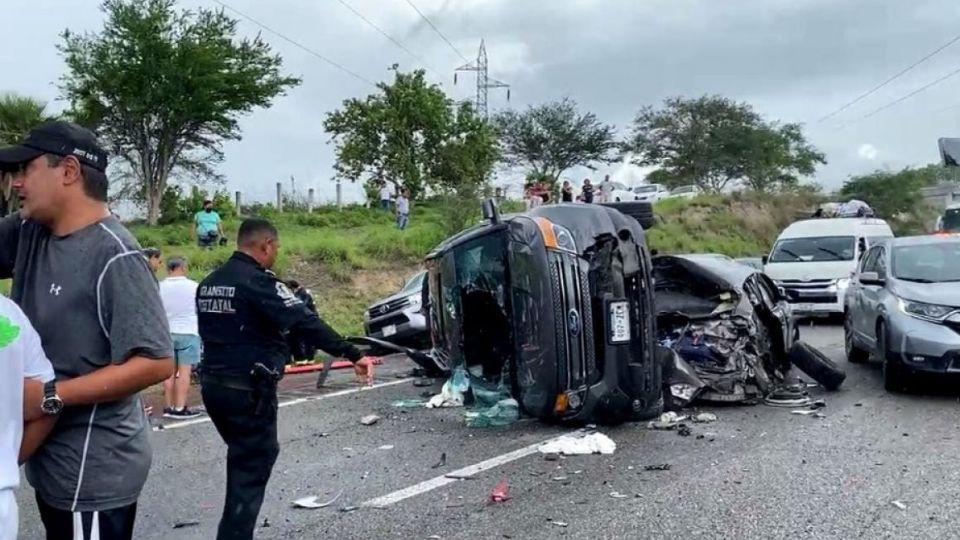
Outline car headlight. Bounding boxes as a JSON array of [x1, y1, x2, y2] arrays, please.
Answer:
[[899, 298, 956, 321], [535, 218, 578, 254], [408, 293, 422, 311], [835, 278, 850, 289]]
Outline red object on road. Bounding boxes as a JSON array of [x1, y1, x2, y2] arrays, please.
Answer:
[[489, 479, 510, 503]]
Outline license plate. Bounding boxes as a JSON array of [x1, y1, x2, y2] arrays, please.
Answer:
[[793, 303, 816, 312], [609, 301, 631, 343], [382, 325, 397, 337]]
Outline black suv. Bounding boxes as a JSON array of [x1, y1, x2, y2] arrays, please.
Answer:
[[423, 200, 661, 424]]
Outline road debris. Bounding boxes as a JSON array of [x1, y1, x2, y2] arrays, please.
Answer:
[[552, 476, 569, 482], [763, 385, 813, 408], [427, 368, 469, 409], [489, 479, 510, 503], [677, 424, 693, 437], [543, 453, 560, 462], [609, 492, 629, 499], [378, 445, 394, 450], [260, 518, 270, 528], [172, 521, 199, 529], [791, 409, 825, 418], [647, 412, 688, 430], [431, 452, 447, 469], [643, 464, 672, 471], [413, 378, 435, 387], [691, 412, 717, 423], [339, 506, 359, 513], [359, 414, 380, 426], [537, 432, 616, 455], [892, 500, 907, 511], [292, 490, 344, 509], [391, 399, 427, 408], [549, 520, 569, 528]]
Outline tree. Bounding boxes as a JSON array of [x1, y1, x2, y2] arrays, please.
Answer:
[[626, 95, 825, 193], [0, 94, 58, 215], [59, 0, 301, 224], [840, 166, 941, 221], [493, 98, 618, 184], [324, 68, 497, 203]]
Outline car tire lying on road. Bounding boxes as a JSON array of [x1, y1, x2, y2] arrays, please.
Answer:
[[600, 201, 655, 230], [788, 341, 847, 391]]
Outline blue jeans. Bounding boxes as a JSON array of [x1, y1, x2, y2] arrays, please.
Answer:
[[396, 213, 409, 230], [380, 199, 391, 211]]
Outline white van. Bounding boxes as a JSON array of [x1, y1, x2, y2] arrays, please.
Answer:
[[763, 218, 894, 317]]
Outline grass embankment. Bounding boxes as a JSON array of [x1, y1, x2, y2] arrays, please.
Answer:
[[128, 192, 814, 336], [132, 204, 449, 336], [647, 191, 820, 256]]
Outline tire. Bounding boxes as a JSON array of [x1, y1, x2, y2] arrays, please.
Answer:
[[788, 341, 847, 391], [878, 321, 907, 392], [600, 201, 656, 230], [844, 312, 869, 364]]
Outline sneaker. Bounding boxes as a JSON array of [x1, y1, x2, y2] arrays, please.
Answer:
[[166, 407, 202, 419], [162, 407, 177, 419]]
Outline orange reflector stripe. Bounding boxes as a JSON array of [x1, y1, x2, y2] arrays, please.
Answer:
[[554, 393, 568, 413], [535, 217, 557, 249]]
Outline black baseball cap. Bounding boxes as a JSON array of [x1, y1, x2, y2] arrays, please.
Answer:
[[0, 121, 108, 172]]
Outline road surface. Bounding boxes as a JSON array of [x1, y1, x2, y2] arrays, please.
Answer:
[[16, 323, 960, 539]]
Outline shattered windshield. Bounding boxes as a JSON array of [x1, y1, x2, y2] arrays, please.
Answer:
[[769, 236, 855, 263], [893, 242, 960, 283]]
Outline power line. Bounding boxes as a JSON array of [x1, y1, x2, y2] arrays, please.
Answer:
[[842, 64, 960, 128], [333, 0, 426, 65], [212, 0, 376, 87], [401, 0, 469, 63], [817, 32, 960, 123]]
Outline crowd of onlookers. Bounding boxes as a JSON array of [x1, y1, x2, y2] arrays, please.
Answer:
[[524, 175, 616, 209]]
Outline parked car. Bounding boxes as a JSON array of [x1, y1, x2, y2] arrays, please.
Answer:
[[363, 270, 428, 347], [666, 185, 701, 200], [735, 257, 764, 270], [633, 183, 670, 203], [420, 199, 662, 424], [609, 181, 639, 202], [764, 217, 894, 318], [844, 235, 960, 391]]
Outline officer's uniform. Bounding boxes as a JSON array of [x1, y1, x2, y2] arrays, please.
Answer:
[[197, 251, 363, 540]]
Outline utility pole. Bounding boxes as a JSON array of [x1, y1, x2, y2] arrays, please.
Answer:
[[455, 39, 510, 119]]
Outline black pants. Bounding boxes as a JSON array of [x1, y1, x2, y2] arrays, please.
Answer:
[[202, 380, 280, 540], [36, 494, 137, 540]]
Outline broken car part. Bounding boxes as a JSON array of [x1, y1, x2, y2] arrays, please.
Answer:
[[788, 341, 846, 391]]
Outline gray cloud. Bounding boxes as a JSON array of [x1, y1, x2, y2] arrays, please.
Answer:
[[3, 0, 960, 204]]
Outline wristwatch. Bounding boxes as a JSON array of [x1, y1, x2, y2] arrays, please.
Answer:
[[40, 380, 64, 415]]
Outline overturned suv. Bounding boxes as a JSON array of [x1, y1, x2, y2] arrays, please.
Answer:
[[421, 200, 662, 425]]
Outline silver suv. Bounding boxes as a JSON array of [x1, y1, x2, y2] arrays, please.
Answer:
[[844, 235, 960, 391]]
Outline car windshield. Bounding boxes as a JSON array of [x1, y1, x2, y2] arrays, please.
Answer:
[[400, 271, 425, 293], [634, 185, 658, 193], [893, 242, 960, 282], [943, 208, 960, 232], [769, 236, 855, 263]]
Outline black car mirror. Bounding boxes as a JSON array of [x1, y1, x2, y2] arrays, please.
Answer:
[[482, 198, 501, 224], [761, 255, 769, 265], [859, 271, 884, 286]]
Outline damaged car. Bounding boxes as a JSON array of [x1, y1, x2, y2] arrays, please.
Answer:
[[654, 255, 845, 406], [419, 199, 663, 425]]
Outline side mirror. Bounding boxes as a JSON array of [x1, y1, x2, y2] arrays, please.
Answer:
[[859, 272, 885, 286], [778, 286, 788, 298], [481, 198, 501, 224], [761, 255, 769, 265]]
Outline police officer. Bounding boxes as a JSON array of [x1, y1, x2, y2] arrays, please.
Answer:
[[197, 218, 375, 540]]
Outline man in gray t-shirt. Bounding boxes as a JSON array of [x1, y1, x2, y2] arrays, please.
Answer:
[[0, 122, 174, 540]]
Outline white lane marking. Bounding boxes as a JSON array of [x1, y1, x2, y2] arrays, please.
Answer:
[[153, 378, 414, 431], [361, 430, 582, 508]]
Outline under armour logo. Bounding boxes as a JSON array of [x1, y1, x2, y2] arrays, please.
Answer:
[[49, 283, 62, 296]]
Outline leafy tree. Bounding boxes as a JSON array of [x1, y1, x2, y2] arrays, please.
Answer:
[[840, 166, 940, 221], [644, 168, 688, 189], [494, 98, 618, 183], [59, 0, 301, 224], [0, 94, 58, 215], [627, 95, 824, 193], [324, 68, 498, 205]]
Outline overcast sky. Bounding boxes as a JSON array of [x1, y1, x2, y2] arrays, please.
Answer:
[[4, 0, 960, 204]]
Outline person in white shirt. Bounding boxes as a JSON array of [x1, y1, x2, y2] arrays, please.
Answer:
[[159, 256, 202, 419], [396, 188, 411, 230], [599, 174, 614, 203], [0, 295, 56, 540], [378, 181, 392, 211]]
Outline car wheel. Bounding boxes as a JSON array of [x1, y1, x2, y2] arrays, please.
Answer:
[[844, 312, 869, 364], [878, 321, 907, 392], [599, 201, 656, 229], [788, 341, 847, 391]]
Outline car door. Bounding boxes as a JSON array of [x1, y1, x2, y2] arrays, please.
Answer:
[[859, 246, 887, 346], [851, 246, 880, 339], [756, 273, 794, 351]]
